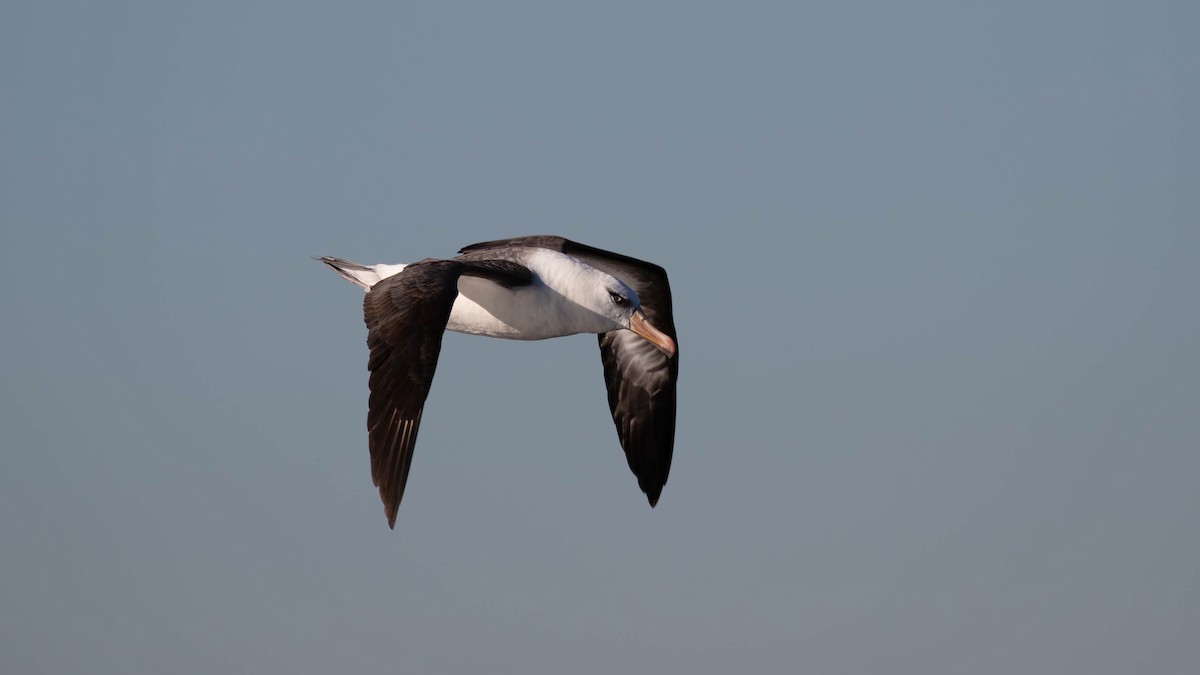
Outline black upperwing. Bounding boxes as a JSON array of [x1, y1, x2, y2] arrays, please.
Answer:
[[362, 258, 533, 527]]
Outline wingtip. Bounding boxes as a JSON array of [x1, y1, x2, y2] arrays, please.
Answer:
[[645, 488, 662, 508]]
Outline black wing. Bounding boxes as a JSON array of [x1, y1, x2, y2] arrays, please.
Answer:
[[362, 258, 532, 528], [460, 236, 679, 506]]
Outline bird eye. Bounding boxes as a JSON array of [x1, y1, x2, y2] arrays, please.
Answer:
[[609, 291, 627, 306]]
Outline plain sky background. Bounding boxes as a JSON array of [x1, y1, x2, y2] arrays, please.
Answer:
[[2, 1, 1197, 673]]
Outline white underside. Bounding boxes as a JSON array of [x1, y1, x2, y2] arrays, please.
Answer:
[[450, 277, 553, 339], [341, 249, 624, 340]]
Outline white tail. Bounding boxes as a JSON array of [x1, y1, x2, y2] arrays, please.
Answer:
[[316, 257, 407, 291]]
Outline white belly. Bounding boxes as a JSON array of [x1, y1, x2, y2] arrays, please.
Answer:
[[446, 277, 566, 340]]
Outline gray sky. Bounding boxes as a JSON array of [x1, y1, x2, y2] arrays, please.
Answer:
[[2, 1, 1197, 673]]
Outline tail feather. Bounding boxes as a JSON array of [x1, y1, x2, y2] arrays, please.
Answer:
[[316, 257, 406, 291]]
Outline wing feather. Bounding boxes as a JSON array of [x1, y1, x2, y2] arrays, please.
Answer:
[[362, 258, 533, 527]]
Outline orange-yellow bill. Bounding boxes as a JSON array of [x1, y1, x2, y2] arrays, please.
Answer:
[[629, 310, 676, 358]]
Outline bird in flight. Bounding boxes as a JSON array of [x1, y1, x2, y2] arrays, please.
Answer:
[[319, 236, 679, 528]]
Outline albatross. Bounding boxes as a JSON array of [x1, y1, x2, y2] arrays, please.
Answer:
[[319, 235, 679, 528]]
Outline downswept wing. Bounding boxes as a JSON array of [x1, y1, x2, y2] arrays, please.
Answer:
[[363, 258, 532, 527], [459, 236, 679, 506]]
